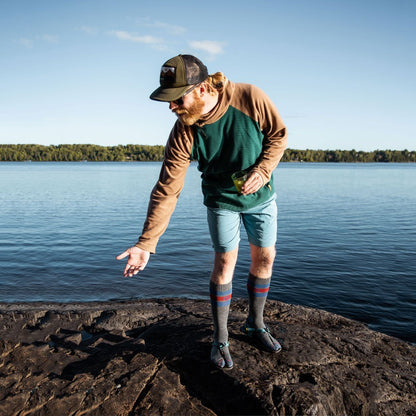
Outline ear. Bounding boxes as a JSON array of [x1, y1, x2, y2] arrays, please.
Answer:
[[198, 82, 208, 96]]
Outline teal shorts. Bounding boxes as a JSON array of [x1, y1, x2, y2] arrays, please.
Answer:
[[207, 195, 277, 253]]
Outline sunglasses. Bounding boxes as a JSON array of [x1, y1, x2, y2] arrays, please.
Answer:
[[172, 83, 200, 105]]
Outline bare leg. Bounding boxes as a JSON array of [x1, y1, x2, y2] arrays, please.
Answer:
[[210, 247, 239, 284], [244, 244, 281, 352], [249, 244, 275, 278], [210, 247, 238, 369]]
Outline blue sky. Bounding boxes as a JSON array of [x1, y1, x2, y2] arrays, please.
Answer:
[[1, 0, 415, 151]]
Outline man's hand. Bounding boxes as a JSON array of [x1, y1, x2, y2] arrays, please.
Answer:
[[241, 172, 264, 195], [116, 246, 150, 277]]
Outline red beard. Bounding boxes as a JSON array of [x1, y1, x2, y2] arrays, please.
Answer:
[[173, 95, 205, 126]]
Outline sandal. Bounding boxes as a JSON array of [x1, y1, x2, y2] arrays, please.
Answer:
[[210, 341, 234, 370], [241, 322, 282, 353]]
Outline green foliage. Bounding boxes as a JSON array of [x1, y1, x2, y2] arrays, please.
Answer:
[[280, 148, 416, 163], [0, 145, 415, 162], [0, 144, 165, 162]]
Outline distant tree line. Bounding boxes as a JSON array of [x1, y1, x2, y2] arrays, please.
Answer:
[[0, 144, 415, 162], [0, 144, 165, 162], [281, 148, 416, 163]]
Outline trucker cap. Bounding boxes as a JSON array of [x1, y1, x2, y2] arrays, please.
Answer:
[[150, 54, 209, 102]]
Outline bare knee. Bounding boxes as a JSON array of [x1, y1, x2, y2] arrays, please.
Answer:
[[211, 248, 238, 285], [250, 245, 275, 278]]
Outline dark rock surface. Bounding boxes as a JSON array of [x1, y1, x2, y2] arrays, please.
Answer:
[[0, 298, 415, 415]]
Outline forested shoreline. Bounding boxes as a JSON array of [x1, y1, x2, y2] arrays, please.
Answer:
[[0, 144, 415, 162]]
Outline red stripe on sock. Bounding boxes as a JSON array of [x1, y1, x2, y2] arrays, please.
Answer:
[[254, 287, 269, 293], [247, 283, 269, 294], [213, 293, 232, 302]]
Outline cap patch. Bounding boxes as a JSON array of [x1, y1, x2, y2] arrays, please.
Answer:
[[160, 65, 176, 85]]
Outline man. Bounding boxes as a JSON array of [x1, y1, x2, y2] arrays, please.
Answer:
[[117, 54, 287, 370]]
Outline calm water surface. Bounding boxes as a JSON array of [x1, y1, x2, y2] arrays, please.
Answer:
[[0, 162, 415, 343]]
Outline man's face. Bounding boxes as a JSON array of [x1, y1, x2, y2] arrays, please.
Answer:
[[169, 87, 205, 126]]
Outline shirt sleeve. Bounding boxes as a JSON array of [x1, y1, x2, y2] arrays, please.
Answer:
[[135, 123, 193, 253], [249, 85, 288, 183]]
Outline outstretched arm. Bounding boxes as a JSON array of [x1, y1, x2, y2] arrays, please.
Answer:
[[116, 123, 193, 276]]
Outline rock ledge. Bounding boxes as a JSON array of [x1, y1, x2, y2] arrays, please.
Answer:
[[0, 298, 415, 415]]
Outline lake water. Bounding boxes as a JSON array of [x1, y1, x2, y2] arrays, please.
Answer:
[[0, 162, 415, 343]]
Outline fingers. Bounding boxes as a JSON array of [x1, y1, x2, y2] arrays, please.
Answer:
[[124, 264, 137, 277], [116, 250, 129, 260], [124, 264, 140, 277], [241, 173, 264, 195], [123, 261, 148, 277]]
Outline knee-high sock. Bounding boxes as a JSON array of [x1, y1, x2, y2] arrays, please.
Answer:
[[247, 273, 271, 329], [210, 281, 232, 344]]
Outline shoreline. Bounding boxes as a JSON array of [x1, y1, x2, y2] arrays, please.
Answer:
[[1, 298, 415, 415], [1, 297, 413, 345]]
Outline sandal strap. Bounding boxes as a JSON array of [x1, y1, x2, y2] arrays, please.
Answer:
[[212, 341, 229, 349], [242, 323, 271, 335]]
